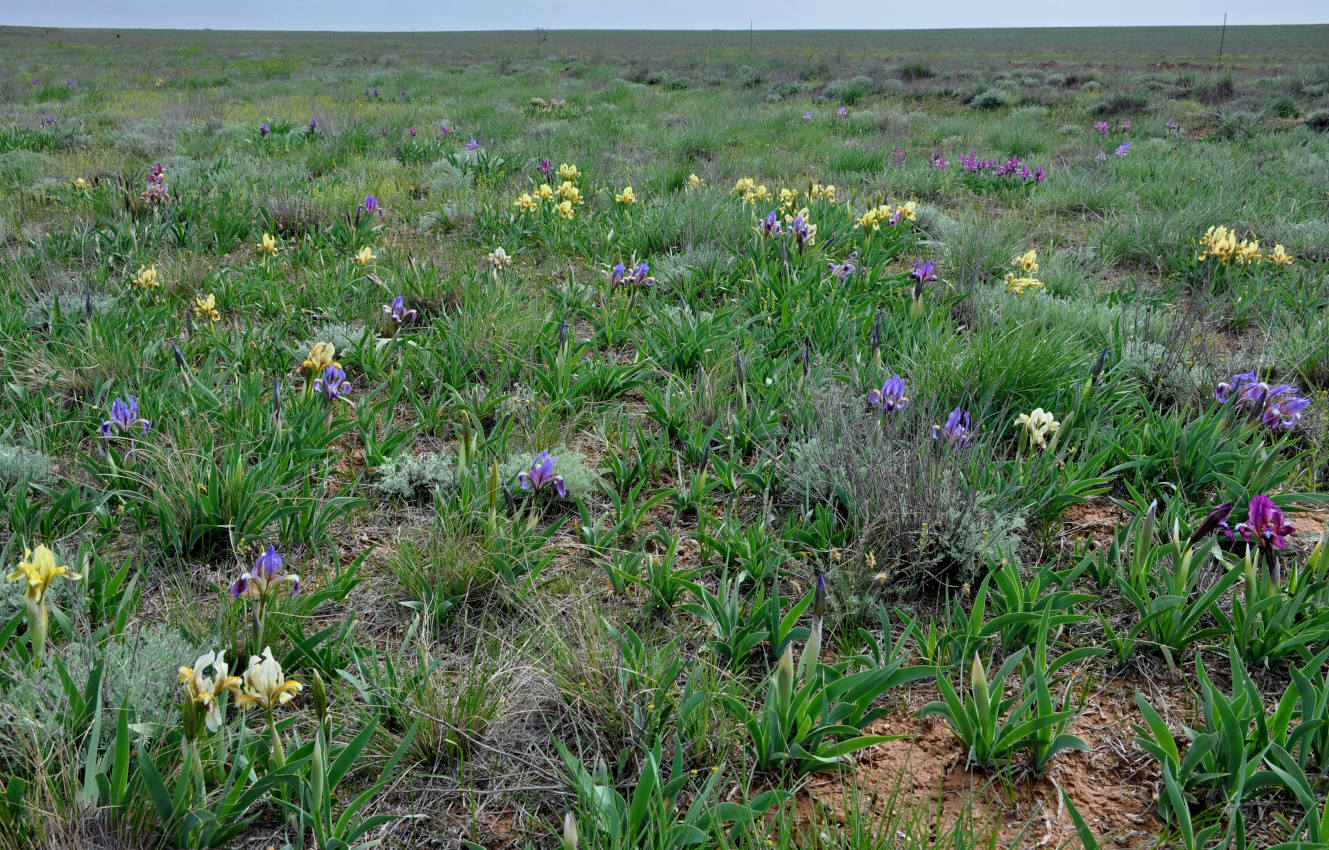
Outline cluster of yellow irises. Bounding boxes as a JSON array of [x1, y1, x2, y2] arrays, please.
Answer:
[[1198, 226, 1293, 267]]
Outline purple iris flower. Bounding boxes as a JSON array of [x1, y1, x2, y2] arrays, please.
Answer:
[[260, 121, 270, 136], [309, 117, 319, 130], [1095, 151, 1108, 164], [539, 158, 552, 176], [891, 146, 905, 165], [1234, 494, 1295, 551], [632, 262, 653, 287], [31, 77, 39, 85], [1215, 372, 1310, 430], [1261, 387, 1311, 429], [758, 210, 782, 238], [518, 450, 567, 497], [42, 114, 56, 126], [838, 106, 847, 116], [867, 374, 910, 413], [65, 79, 75, 88], [933, 407, 973, 449], [804, 111, 813, 121], [1166, 120, 1179, 132], [364, 88, 371, 96], [1120, 121, 1131, 131], [382, 295, 418, 325], [231, 544, 300, 599], [928, 151, 948, 170], [313, 364, 351, 404], [465, 138, 480, 150], [827, 252, 858, 283], [379, 126, 389, 137], [1114, 141, 1131, 157], [408, 126, 417, 136], [908, 260, 936, 284], [791, 215, 813, 245], [361, 195, 383, 217], [373, 88, 380, 97], [100, 396, 150, 438], [400, 89, 407, 97], [609, 263, 627, 287], [1094, 121, 1110, 135]]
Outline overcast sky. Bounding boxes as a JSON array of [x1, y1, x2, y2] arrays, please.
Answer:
[[4, 1, 1326, 31]]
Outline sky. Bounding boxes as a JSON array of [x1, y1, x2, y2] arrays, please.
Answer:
[[2, 0, 1326, 30]]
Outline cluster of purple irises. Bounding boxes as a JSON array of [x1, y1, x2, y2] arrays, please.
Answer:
[[866, 375, 974, 449], [827, 253, 858, 283], [608, 262, 653, 290], [1191, 495, 1296, 553], [958, 153, 1046, 182], [1214, 372, 1310, 430]]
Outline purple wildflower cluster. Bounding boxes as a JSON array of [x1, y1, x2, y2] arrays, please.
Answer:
[[958, 153, 1046, 182], [360, 195, 383, 218], [1094, 121, 1111, 135], [1215, 372, 1311, 430], [928, 152, 948, 170], [908, 260, 936, 285], [933, 407, 974, 449], [142, 162, 171, 206], [827, 252, 858, 283], [609, 262, 653, 290]]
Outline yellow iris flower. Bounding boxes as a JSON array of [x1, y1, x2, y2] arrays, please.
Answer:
[[353, 246, 375, 266], [557, 181, 582, 204], [687, 173, 702, 189], [557, 163, 580, 181], [514, 192, 538, 212], [615, 185, 636, 205], [1265, 244, 1293, 267], [179, 650, 243, 732], [1015, 408, 1060, 449], [554, 200, 575, 219], [779, 187, 798, 210], [73, 177, 91, 190], [132, 265, 160, 290], [536, 183, 554, 201], [256, 232, 279, 256], [1004, 273, 1045, 295], [8, 545, 78, 607], [193, 293, 220, 323], [732, 177, 755, 196], [1012, 249, 1039, 274], [302, 342, 336, 374], [234, 647, 302, 711]]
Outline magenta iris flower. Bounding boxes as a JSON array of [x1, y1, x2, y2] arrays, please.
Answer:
[[518, 450, 567, 497], [867, 374, 910, 413], [933, 407, 973, 449], [928, 151, 948, 170], [1094, 121, 1110, 135], [1234, 495, 1295, 550], [891, 146, 905, 165]]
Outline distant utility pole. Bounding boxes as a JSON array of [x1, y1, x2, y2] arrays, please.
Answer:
[[1217, 13, 1227, 64], [749, 20, 753, 53]]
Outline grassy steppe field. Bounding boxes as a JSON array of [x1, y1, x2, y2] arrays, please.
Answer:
[[2, 23, 1329, 850]]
